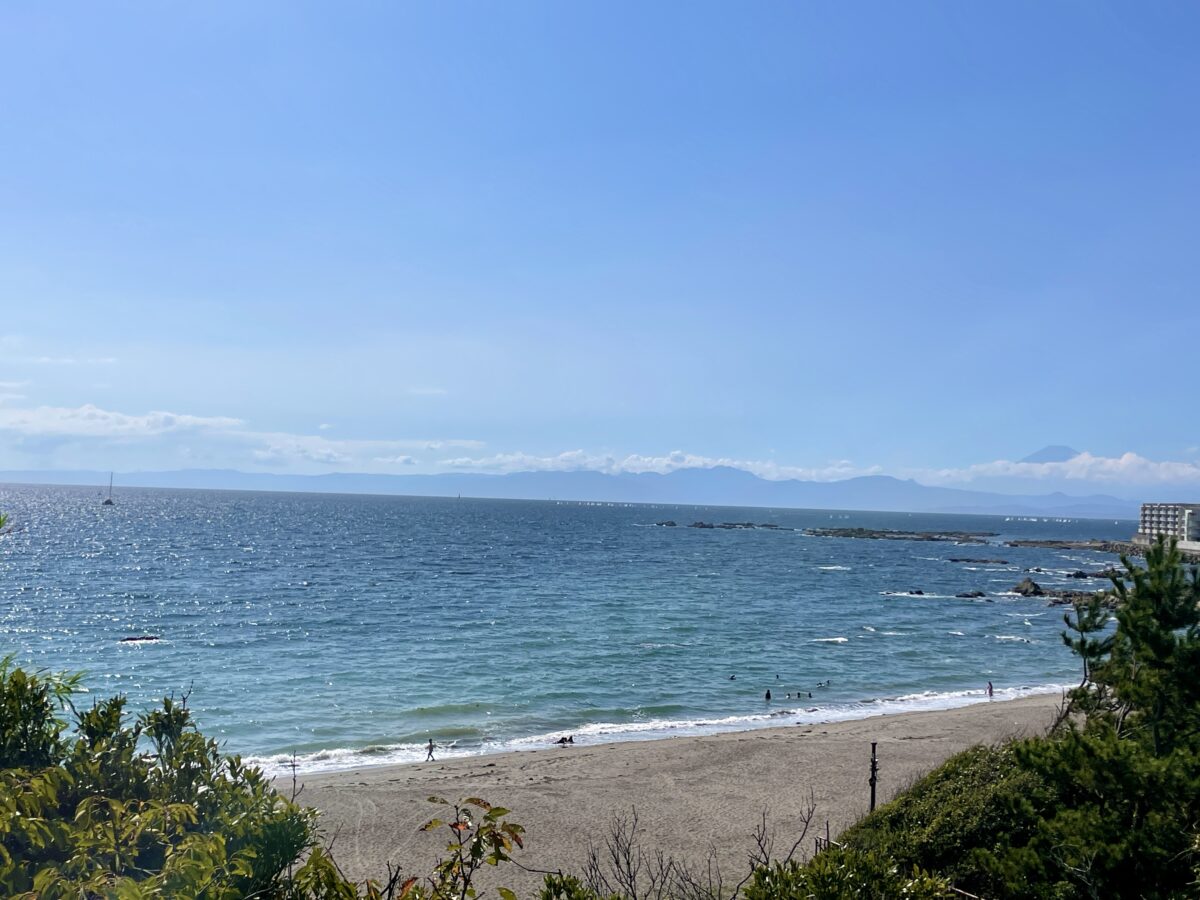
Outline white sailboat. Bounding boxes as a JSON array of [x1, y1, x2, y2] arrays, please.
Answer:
[[102, 473, 115, 506]]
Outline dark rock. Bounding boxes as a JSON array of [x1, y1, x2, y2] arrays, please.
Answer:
[[655, 520, 677, 527], [804, 527, 995, 544], [1013, 578, 1045, 597], [1044, 589, 1116, 608], [1005, 540, 1199, 564], [948, 558, 1009, 565], [118, 635, 160, 643], [956, 590, 987, 599], [689, 521, 715, 529]]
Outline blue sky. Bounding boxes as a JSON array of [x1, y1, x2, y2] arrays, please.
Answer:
[[1, 2, 1198, 496]]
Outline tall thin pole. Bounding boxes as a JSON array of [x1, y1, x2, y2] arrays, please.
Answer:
[[869, 741, 878, 812]]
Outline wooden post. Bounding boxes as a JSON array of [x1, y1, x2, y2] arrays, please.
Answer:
[[869, 741, 878, 812]]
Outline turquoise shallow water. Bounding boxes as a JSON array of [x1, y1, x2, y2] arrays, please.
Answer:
[[0, 483, 1133, 774]]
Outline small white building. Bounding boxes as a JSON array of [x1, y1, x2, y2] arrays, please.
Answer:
[[1134, 502, 1200, 553]]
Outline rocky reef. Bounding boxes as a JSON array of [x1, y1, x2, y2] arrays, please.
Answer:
[[804, 527, 995, 544]]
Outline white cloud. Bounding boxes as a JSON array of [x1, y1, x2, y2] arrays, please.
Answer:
[[917, 451, 1200, 486], [439, 449, 882, 482], [0, 403, 242, 437], [229, 431, 480, 468], [253, 439, 350, 466], [0, 380, 30, 390], [318, 423, 334, 430], [0, 400, 483, 472]]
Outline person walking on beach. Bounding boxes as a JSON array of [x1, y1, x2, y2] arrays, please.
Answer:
[[425, 738, 436, 761], [986, 681, 994, 698]]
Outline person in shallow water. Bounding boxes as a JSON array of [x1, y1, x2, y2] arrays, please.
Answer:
[[554, 735, 574, 745], [764, 689, 771, 701], [987, 681, 994, 698], [425, 738, 436, 761]]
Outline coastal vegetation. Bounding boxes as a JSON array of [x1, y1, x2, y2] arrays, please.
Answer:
[[824, 536, 1200, 897]]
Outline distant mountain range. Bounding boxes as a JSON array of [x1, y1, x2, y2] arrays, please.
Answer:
[[0, 467, 1139, 519]]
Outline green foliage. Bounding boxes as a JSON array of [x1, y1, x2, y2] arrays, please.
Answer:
[[1084, 537, 1200, 756], [0, 655, 80, 769], [0, 662, 393, 898], [0, 657, 538, 898], [742, 849, 952, 899], [839, 743, 1057, 897], [410, 796, 524, 900], [541, 874, 615, 900]]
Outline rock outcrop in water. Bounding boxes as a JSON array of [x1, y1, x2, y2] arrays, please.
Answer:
[[686, 521, 789, 530], [1066, 569, 1121, 580], [804, 527, 995, 544], [949, 557, 1009, 565], [1010, 578, 1113, 607], [1004, 539, 1199, 563], [1013, 578, 1045, 597]]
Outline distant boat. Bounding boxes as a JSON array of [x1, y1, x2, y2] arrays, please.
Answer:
[[102, 473, 115, 506]]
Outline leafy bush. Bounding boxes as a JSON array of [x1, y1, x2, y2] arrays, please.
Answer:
[[838, 743, 1057, 897], [742, 849, 951, 899], [0, 656, 534, 899], [0, 663, 327, 897]]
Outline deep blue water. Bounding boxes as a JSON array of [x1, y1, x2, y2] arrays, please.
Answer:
[[0, 483, 1135, 773]]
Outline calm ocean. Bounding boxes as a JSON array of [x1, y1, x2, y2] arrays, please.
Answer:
[[0, 483, 1134, 774]]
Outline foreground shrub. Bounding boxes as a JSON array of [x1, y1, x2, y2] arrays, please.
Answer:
[[0, 655, 533, 899], [741, 849, 951, 899], [0, 658, 367, 898], [838, 743, 1058, 897]]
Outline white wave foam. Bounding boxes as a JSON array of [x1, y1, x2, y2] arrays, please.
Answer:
[[947, 630, 966, 636], [861, 625, 876, 632], [248, 682, 1073, 778], [817, 565, 851, 571], [809, 637, 848, 644], [248, 681, 1075, 782], [993, 635, 1034, 643]]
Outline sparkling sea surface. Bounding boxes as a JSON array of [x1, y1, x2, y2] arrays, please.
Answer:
[[0, 483, 1135, 774]]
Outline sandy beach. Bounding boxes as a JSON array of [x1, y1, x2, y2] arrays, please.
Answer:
[[300, 694, 1063, 892]]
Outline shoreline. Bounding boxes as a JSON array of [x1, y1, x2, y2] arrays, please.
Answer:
[[300, 693, 1064, 892], [252, 682, 1069, 778]]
